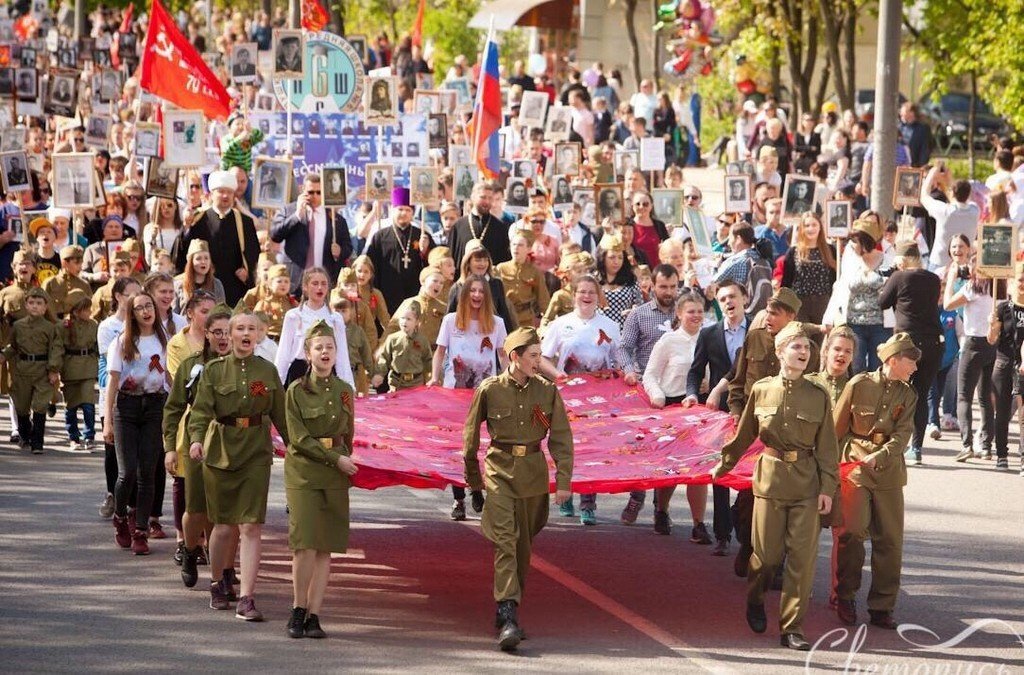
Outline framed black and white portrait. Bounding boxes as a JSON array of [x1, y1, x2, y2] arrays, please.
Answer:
[[977, 222, 1017, 278], [652, 189, 684, 229], [410, 166, 439, 206], [512, 159, 536, 181], [20, 48, 37, 68], [92, 48, 111, 69], [252, 156, 293, 209], [51, 152, 96, 209], [554, 142, 581, 176], [364, 163, 393, 202], [134, 122, 161, 158], [231, 42, 259, 84], [364, 76, 397, 126], [573, 187, 596, 227], [0, 127, 26, 153], [93, 69, 122, 105], [413, 89, 441, 116], [781, 174, 818, 221], [614, 150, 638, 180], [427, 113, 447, 149], [551, 175, 573, 212], [892, 166, 923, 209], [724, 174, 752, 214], [825, 199, 852, 239], [45, 70, 79, 118], [162, 109, 205, 168], [14, 67, 36, 100], [544, 105, 573, 143], [321, 167, 348, 207], [444, 77, 471, 108], [505, 178, 529, 214], [273, 29, 305, 80], [347, 35, 368, 64], [0, 150, 31, 193], [517, 90, 549, 130], [84, 114, 112, 149], [453, 164, 478, 202], [448, 144, 472, 168], [144, 156, 180, 199], [594, 183, 625, 224]]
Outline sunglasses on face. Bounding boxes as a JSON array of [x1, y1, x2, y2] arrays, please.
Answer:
[[685, 195, 700, 201], [189, 184, 202, 190], [306, 190, 321, 195], [127, 194, 142, 200]]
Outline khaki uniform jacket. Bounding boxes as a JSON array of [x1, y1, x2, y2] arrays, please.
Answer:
[[254, 294, 296, 340], [358, 286, 391, 335], [716, 374, 839, 501], [163, 351, 206, 474], [377, 330, 432, 388], [90, 279, 117, 323], [3, 314, 62, 370], [42, 272, 91, 318], [345, 322, 373, 377], [540, 289, 574, 332], [60, 318, 99, 381], [727, 324, 823, 417], [187, 354, 289, 471], [284, 374, 355, 490], [495, 260, 551, 329], [809, 372, 849, 406], [385, 294, 448, 347], [330, 289, 379, 354], [0, 281, 36, 346], [834, 369, 917, 491], [463, 370, 574, 498]]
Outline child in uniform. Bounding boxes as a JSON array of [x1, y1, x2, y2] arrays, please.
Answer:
[[332, 296, 372, 396], [61, 289, 99, 452], [42, 245, 91, 319], [253, 264, 296, 342], [373, 304, 432, 390]]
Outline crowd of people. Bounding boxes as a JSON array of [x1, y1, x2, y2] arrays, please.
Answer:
[[1, 2, 1023, 654]]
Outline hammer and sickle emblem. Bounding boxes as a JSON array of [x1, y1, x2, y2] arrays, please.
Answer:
[[152, 31, 175, 61]]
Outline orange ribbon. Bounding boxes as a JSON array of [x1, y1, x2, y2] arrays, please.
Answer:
[[597, 329, 612, 346], [532, 404, 551, 430], [249, 381, 267, 397], [148, 355, 164, 373], [480, 336, 493, 352]]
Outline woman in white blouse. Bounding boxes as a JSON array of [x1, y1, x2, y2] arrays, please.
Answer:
[[274, 266, 354, 388], [642, 290, 713, 543], [103, 291, 171, 555], [539, 274, 620, 525]]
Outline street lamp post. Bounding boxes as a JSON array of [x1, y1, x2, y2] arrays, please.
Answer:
[[869, 0, 902, 220]]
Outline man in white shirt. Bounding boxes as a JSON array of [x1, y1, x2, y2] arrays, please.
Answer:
[[629, 80, 657, 133], [920, 165, 980, 270]]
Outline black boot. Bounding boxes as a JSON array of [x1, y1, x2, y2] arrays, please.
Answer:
[[16, 415, 31, 450], [746, 603, 767, 633], [181, 546, 200, 588], [496, 600, 523, 652], [287, 607, 307, 638], [30, 412, 45, 453]]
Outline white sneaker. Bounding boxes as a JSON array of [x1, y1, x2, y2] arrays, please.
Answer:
[[927, 424, 941, 440]]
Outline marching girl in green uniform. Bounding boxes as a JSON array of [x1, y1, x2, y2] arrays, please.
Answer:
[[188, 309, 289, 621], [163, 304, 235, 589], [284, 320, 358, 639], [60, 289, 99, 452]]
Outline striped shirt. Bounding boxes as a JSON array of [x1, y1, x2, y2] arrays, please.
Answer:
[[219, 128, 265, 172]]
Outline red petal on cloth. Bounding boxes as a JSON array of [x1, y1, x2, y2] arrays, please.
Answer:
[[271, 375, 854, 492]]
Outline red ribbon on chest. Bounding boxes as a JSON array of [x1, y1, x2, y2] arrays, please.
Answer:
[[249, 381, 267, 397], [533, 404, 551, 430], [480, 336, 493, 352], [597, 329, 612, 346], [148, 355, 164, 373]]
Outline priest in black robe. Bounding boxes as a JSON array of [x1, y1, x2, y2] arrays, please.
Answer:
[[447, 182, 510, 277], [365, 187, 432, 313], [177, 170, 260, 306]]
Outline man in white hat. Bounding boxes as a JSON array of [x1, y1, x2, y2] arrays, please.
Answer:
[[177, 170, 259, 306]]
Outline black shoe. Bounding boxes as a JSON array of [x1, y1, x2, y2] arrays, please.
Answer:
[[836, 598, 857, 625], [287, 607, 307, 638], [47, 403, 56, 418], [690, 522, 712, 544], [174, 541, 185, 566], [653, 510, 671, 535], [734, 543, 752, 577], [496, 600, 522, 651], [746, 603, 767, 633], [712, 538, 730, 556], [304, 613, 326, 638], [181, 546, 200, 588], [450, 500, 466, 521], [869, 610, 898, 630], [470, 490, 485, 513], [781, 633, 811, 651]]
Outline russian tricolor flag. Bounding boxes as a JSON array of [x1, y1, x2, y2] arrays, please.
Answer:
[[471, 29, 502, 179]]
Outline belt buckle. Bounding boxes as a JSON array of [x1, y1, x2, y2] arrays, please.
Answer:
[[402, 373, 414, 381], [783, 450, 799, 462], [236, 417, 250, 429], [512, 444, 527, 457], [320, 438, 334, 449]]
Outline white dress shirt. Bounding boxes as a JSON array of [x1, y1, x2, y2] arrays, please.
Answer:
[[274, 301, 354, 387], [307, 207, 327, 269], [642, 328, 699, 404]]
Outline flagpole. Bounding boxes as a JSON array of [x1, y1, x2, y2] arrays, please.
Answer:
[[471, 16, 495, 169]]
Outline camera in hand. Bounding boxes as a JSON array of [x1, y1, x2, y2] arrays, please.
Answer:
[[957, 265, 971, 280]]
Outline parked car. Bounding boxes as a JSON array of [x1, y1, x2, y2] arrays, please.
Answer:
[[854, 89, 907, 123], [918, 92, 1010, 151]]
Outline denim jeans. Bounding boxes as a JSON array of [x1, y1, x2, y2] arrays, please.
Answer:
[[65, 403, 96, 442], [928, 358, 958, 426], [113, 392, 166, 528], [991, 354, 1018, 459], [957, 337, 995, 452], [850, 324, 891, 374]]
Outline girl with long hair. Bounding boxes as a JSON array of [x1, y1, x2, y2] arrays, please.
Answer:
[[597, 234, 643, 328], [275, 266, 353, 388], [144, 197, 184, 266], [172, 240, 226, 315], [104, 291, 170, 556], [780, 213, 837, 323]]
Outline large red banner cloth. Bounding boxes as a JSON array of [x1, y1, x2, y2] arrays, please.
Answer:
[[281, 374, 763, 492]]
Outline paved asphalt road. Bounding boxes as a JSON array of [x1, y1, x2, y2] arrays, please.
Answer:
[[1, 400, 1022, 673]]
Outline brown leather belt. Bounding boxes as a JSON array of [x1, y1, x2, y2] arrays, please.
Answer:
[[851, 431, 889, 445], [514, 301, 533, 311], [218, 414, 264, 428], [65, 348, 96, 356], [490, 441, 541, 457], [762, 446, 812, 462]]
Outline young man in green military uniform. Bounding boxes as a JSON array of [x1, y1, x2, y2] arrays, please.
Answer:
[[42, 244, 91, 319], [712, 322, 839, 651], [726, 287, 824, 578], [463, 326, 574, 652], [0, 287, 61, 453], [495, 231, 550, 329], [831, 332, 919, 630], [384, 266, 448, 347]]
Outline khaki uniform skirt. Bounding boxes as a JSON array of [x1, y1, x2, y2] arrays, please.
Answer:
[[286, 487, 349, 553], [203, 461, 272, 524]]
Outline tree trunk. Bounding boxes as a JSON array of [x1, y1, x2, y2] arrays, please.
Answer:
[[814, 59, 831, 115], [330, 0, 345, 35], [819, 0, 845, 108], [968, 71, 977, 179], [624, 0, 642, 90], [262, 0, 272, 16], [841, 0, 856, 110]]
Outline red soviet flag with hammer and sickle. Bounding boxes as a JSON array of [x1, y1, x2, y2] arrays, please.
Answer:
[[139, 0, 231, 121]]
